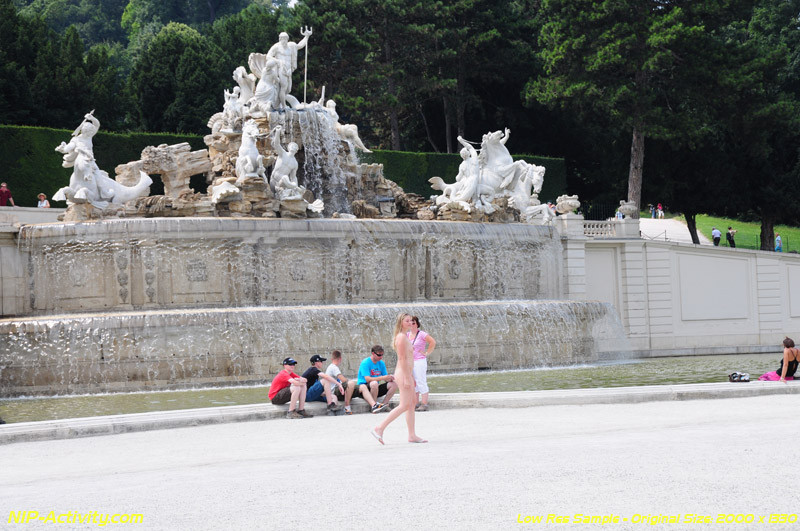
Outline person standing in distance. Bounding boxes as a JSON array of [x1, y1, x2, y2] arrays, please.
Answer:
[[408, 316, 436, 411], [711, 227, 721, 246], [726, 226, 737, 248]]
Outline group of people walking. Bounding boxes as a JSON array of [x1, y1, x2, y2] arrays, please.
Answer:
[[268, 313, 435, 444], [710, 226, 737, 247]]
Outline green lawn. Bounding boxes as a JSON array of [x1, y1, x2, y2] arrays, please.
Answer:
[[675, 214, 799, 252]]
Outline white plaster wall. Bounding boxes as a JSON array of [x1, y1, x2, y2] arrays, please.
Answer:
[[586, 239, 800, 355]]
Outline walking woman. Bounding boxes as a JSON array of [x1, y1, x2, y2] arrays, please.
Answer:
[[371, 313, 427, 444], [408, 315, 436, 411]]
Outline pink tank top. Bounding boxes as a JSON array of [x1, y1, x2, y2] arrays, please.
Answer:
[[408, 330, 428, 361]]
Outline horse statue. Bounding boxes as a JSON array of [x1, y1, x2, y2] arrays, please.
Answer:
[[53, 112, 152, 208], [235, 120, 267, 186], [429, 128, 546, 214]]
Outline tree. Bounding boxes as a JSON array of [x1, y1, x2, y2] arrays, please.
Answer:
[[529, 0, 751, 217], [127, 22, 229, 132], [18, 0, 129, 45]]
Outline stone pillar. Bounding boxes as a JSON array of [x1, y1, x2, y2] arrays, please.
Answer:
[[0, 221, 24, 316], [617, 218, 641, 239], [556, 214, 587, 300]]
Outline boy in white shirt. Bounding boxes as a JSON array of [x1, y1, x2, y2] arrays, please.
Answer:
[[325, 350, 358, 414]]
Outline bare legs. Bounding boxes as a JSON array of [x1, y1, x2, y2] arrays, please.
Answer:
[[289, 383, 306, 411], [374, 375, 425, 443], [344, 380, 355, 407]]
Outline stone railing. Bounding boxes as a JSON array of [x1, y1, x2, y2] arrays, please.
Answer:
[[583, 220, 616, 238], [582, 218, 640, 239]]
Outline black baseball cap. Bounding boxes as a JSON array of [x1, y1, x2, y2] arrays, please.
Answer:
[[310, 354, 327, 363], [282, 357, 297, 365]]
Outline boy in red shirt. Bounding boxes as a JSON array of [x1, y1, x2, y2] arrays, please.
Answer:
[[268, 357, 313, 419]]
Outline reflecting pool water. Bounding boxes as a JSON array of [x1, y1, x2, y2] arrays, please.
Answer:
[[0, 353, 780, 424]]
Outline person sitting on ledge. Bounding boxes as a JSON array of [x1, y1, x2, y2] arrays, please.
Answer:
[[758, 337, 799, 382], [357, 345, 398, 413], [325, 350, 358, 414], [269, 357, 312, 419], [302, 354, 344, 415]]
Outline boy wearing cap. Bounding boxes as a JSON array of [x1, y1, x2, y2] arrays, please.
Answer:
[[357, 345, 398, 413], [302, 354, 344, 414], [268, 357, 312, 419], [325, 350, 358, 414]]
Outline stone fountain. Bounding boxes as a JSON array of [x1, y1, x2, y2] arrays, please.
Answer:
[[0, 30, 628, 397]]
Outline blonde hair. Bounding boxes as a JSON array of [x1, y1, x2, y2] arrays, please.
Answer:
[[393, 313, 410, 343]]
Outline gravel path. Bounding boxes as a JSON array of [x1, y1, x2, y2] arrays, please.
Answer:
[[2, 394, 798, 530]]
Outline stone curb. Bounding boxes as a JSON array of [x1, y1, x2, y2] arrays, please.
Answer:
[[1, 381, 797, 445]]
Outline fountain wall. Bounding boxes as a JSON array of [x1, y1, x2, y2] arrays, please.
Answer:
[[19, 218, 562, 314], [0, 218, 630, 396]]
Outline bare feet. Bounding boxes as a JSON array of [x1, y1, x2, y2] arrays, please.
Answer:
[[408, 436, 428, 443]]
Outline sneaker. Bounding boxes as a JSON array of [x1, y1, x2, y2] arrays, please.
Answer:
[[371, 402, 386, 414], [286, 410, 304, 419], [344, 406, 353, 415], [416, 404, 429, 412], [297, 409, 313, 418], [327, 402, 342, 413]]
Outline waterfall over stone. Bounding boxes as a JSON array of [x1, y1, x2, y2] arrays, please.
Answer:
[[0, 218, 629, 396]]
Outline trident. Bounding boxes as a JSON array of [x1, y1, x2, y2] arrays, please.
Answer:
[[302, 26, 312, 104]]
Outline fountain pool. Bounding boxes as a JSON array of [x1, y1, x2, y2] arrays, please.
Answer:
[[0, 352, 778, 423]]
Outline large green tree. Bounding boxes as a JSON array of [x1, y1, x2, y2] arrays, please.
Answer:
[[529, 0, 751, 217], [127, 22, 229, 132], [18, 0, 128, 45]]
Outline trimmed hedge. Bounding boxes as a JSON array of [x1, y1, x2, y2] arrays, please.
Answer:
[[362, 150, 567, 202], [0, 125, 206, 207], [0, 125, 566, 207]]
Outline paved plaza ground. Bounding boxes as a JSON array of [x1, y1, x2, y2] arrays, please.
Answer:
[[2, 391, 799, 530]]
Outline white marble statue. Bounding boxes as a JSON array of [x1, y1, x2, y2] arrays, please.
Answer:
[[53, 112, 152, 208], [235, 120, 267, 185], [208, 68, 256, 133], [268, 125, 323, 213], [324, 100, 371, 152], [247, 54, 283, 114], [253, 28, 312, 111], [524, 202, 557, 225], [429, 128, 545, 214], [232, 66, 256, 106]]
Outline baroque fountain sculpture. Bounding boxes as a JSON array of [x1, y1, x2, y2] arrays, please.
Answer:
[[0, 28, 629, 398]]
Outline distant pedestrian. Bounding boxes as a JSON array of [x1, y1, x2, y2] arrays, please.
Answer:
[[37, 193, 50, 208], [775, 233, 782, 252], [711, 227, 721, 246], [726, 226, 737, 248], [649, 205, 655, 218], [656, 203, 664, 219], [0, 183, 15, 207]]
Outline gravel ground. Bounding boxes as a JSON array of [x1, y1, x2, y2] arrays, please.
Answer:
[[2, 394, 799, 530]]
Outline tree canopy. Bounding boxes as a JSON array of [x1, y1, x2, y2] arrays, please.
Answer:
[[2, 0, 800, 238]]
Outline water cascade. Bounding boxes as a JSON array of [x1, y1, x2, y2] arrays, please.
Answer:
[[0, 218, 628, 396]]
